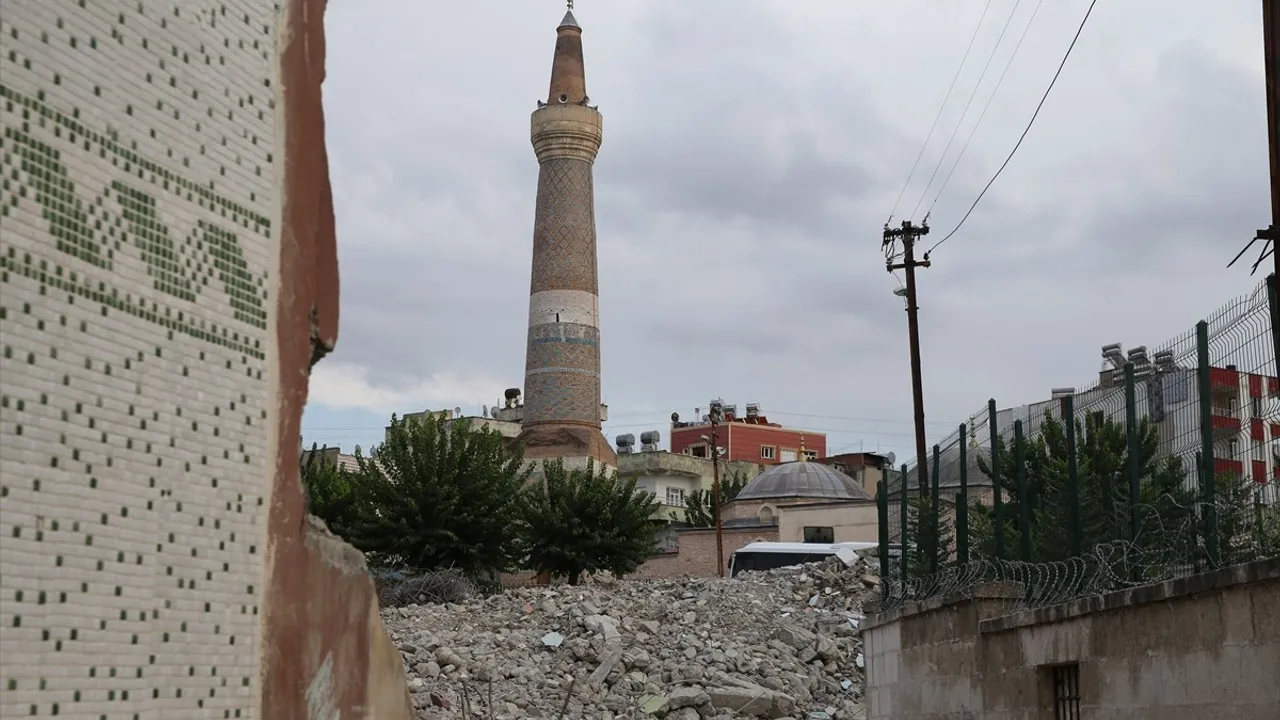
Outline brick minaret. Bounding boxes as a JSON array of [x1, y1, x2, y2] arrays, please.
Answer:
[[516, 8, 617, 471]]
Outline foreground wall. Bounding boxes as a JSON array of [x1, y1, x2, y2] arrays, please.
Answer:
[[0, 1, 411, 717], [861, 560, 1280, 719]]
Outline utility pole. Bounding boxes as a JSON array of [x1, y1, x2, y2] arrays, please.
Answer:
[[707, 400, 726, 576], [884, 220, 933, 498], [1236, 1, 1280, 277], [1265, 0, 1279, 279]]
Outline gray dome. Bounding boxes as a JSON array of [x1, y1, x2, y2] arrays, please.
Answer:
[[736, 462, 873, 502]]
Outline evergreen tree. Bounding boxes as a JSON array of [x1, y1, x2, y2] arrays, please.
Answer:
[[1212, 469, 1265, 565], [300, 443, 365, 539], [971, 411, 1198, 565], [519, 460, 660, 585], [679, 469, 751, 527], [344, 413, 531, 574], [903, 493, 954, 580]]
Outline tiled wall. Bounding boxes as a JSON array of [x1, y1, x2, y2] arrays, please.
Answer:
[[0, 1, 276, 716]]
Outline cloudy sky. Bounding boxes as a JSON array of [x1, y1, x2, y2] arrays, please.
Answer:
[[301, 0, 1271, 462]]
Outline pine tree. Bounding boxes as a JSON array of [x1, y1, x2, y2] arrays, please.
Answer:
[[971, 411, 1198, 565], [904, 493, 954, 579], [300, 443, 366, 540], [344, 413, 531, 575], [519, 460, 660, 585], [679, 469, 751, 527]]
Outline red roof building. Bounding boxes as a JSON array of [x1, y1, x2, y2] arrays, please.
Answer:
[[669, 401, 827, 465]]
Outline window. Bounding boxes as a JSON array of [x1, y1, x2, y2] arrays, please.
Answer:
[[666, 487, 685, 506], [779, 449, 798, 463], [1050, 664, 1081, 720], [802, 526, 834, 544], [803, 450, 818, 461], [690, 445, 708, 458], [760, 445, 775, 460]]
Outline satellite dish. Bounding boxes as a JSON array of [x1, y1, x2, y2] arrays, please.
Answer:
[[482, 405, 489, 418], [885, 451, 896, 467], [454, 407, 462, 417], [670, 412, 680, 423]]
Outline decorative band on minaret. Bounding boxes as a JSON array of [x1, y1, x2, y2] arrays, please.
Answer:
[[518, 9, 615, 466]]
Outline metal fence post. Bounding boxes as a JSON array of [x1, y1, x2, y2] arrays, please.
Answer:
[[900, 463, 910, 581], [876, 482, 890, 583], [1268, 274, 1280, 379], [988, 398, 1005, 560], [1124, 361, 1144, 581], [1015, 419, 1031, 562], [1193, 451, 1204, 573], [1124, 362, 1142, 551], [1196, 320, 1219, 566], [930, 444, 941, 573], [957, 423, 970, 565], [1064, 394, 1082, 557]]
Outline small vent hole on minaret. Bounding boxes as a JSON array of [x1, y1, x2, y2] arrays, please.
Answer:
[[559, 94, 568, 103], [555, 313, 560, 322]]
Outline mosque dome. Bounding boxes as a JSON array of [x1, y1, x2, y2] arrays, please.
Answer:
[[735, 461, 874, 503]]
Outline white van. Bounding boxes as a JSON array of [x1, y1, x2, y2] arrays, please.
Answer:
[[727, 541, 877, 578]]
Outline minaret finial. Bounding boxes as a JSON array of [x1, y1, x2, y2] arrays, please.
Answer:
[[799, 435, 807, 462], [567, 0, 574, 9]]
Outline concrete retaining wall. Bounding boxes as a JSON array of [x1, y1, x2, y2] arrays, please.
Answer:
[[861, 560, 1280, 719]]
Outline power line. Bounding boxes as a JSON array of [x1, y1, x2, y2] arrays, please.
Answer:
[[885, 0, 995, 224], [928, 0, 1047, 215], [909, 0, 1026, 221], [927, 0, 1101, 256]]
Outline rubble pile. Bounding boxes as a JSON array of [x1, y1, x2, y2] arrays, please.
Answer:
[[382, 553, 881, 719]]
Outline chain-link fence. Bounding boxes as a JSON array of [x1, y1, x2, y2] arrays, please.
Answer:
[[874, 276, 1280, 616]]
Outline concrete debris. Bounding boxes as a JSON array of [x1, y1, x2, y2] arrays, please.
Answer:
[[382, 553, 879, 719]]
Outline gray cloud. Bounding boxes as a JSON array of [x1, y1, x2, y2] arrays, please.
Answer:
[[306, 0, 1272, 460]]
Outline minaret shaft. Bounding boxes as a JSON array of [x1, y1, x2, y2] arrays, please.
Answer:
[[524, 108, 603, 429], [517, 11, 616, 468]]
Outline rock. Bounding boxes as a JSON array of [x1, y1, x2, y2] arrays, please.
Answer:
[[603, 695, 630, 712], [705, 685, 795, 718], [639, 694, 669, 715], [668, 687, 710, 708], [588, 644, 625, 686], [774, 625, 815, 650], [583, 614, 621, 643], [381, 555, 878, 719]]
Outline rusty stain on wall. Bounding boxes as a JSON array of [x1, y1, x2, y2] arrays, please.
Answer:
[[259, 0, 413, 716]]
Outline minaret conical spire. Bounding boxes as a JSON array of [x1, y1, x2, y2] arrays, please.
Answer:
[[548, 3, 588, 105]]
